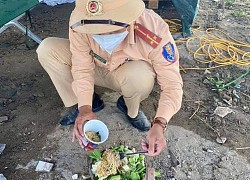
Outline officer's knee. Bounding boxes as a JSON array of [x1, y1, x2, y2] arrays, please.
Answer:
[[36, 37, 58, 62], [125, 73, 155, 95]]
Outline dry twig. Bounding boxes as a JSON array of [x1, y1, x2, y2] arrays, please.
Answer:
[[238, 91, 250, 99], [235, 147, 250, 150], [189, 103, 200, 119], [194, 114, 221, 137]]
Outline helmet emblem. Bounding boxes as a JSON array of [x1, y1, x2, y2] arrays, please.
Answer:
[[86, 1, 103, 16]]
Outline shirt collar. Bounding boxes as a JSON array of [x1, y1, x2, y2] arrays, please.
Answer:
[[114, 22, 135, 52]]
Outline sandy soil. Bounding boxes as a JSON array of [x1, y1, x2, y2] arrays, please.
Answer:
[[0, 1, 249, 179]]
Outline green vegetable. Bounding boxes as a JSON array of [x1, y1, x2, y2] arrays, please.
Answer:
[[108, 175, 121, 180], [89, 149, 101, 161], [122, 165, 130, 172], [91, 146, 149, 180], [130, 172, 140, 180], [155, 171, 161, 178]]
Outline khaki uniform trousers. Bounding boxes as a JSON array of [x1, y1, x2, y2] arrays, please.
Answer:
[[36, 37, 156, 118]]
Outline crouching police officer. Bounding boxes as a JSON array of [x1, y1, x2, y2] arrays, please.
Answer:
[[37, 0, 183, 156]]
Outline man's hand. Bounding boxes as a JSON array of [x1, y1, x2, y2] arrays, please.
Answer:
[[142, 124, 167, 156], [72, 105, 97, 145]]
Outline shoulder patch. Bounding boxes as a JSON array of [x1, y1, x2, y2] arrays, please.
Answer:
[[134, 23, 162, 48], [162, 42, 175, 62]]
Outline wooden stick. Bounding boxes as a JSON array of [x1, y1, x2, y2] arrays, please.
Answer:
[[238, 91, 250, 99], [179, 65, 187, 73], [235, 147, 250, 150], [189, 103, 200, 119], [194, 114, 221, 137]]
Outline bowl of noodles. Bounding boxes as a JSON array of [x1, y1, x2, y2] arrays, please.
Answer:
[[82, 120, 109, 150]]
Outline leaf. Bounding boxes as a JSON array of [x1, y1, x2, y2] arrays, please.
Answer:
[[138, 155, 145, 162], [130, 172, 140, 180], [155, 171, 161, 178], [89, 149, 101, 161], [137, 166, 146, 174]]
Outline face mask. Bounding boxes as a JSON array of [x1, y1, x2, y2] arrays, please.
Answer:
[[92, 30, 128, 55]]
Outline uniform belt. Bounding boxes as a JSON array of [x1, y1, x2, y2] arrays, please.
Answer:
[[70, 19, 129, 29]]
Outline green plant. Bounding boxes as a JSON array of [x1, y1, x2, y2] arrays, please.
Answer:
[[203, 69, 250, 92], [224, 0, 236, 6], [232, 10, 250, 18]]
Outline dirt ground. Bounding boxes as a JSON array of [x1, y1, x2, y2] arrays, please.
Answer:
[[0, 1, 250, 180]]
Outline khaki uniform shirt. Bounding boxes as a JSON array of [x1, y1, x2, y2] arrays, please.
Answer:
[[69, 9, 183, 122]]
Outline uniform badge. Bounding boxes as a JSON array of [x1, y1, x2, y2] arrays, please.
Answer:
[[162, 42, 175, 62], [134, 23, 162, 48], [89, 50, 107, 64], [86, 1, 103, 16]]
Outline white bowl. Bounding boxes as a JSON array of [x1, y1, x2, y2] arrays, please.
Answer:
[[83, 119, 109, 144]]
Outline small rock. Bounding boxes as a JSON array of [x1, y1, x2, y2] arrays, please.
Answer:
[[16, 160, 38, 170], [44, 157, 52, 162], [0, 174, 7, 180], [214, 107, 233, 118], [207, 149, 214, 153], [0, 98, 7, 106], [221, 156, 227, 161], [216, 11, 225, 21], [35, 161, 53, 172], [33, 93, 45, 97], [204, 69, 211, 75], [72, 174, 78, 180], [217, 102, 223, 106], [0, 116, 8, 123], [8, 99, 13, 103], [202, 147, 213, 152], [216, 136, 227, 144], [243, 106, 249, 113], [203, 79, 210, 85], [222, 99, 232, 106]]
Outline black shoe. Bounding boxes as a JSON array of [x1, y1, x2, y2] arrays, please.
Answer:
[[116, 96, 128, 114], [116, 96, 150, 132], [59, 93, 104, 126]]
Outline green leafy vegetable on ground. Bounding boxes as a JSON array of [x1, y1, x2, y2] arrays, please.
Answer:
[[89, 149, 102, 161], [90, 146, 148, 180]]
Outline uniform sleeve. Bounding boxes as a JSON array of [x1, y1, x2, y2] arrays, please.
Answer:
[[69, 29, 95, 108], [148, 24, 183, 123]]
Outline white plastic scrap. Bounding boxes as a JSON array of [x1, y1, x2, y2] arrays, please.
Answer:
[[35, 161, 53, 172], [216, 136, 227, 144], [0, 174, 7, 180], [0, 116, 8, 123], [39, 0, 75, 6], [72, 174, 78, 180], [0, 144, 6, 155], [214, 107, 233, 118], [82, 175, 91, 179]]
